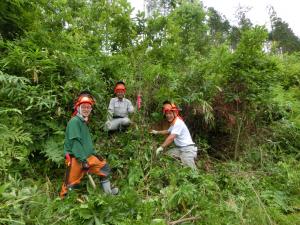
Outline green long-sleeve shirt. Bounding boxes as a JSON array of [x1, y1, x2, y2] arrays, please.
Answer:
[[64, 115, 95, 162]]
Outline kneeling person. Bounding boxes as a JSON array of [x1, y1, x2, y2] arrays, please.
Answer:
[[151, 101, 197, 169], [105, 81, 134, 131]]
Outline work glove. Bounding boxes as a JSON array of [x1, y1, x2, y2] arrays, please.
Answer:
[[156, 146, 164, 156], [150, 130, 159, 134], [82, 161, 90, 171]]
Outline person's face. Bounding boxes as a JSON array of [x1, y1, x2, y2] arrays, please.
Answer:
[[116, 90, 125, 99], [165, 111, 175, 123], [80, 103, 92, 117]]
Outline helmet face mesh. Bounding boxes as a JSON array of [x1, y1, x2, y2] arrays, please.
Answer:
[[72, 93, 95, 117]]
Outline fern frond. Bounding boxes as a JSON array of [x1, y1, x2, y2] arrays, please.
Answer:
[[0, 71, 30, 85], [43, 136, 64, 164], [0, 108, 22, 115], [0, 124, 32, 145], [0, 124, 32, 171]]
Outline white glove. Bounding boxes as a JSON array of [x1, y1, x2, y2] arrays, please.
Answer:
[[150, 130, 159, 134], [156, 146, 164, 155], [106, 121, 112, 130]]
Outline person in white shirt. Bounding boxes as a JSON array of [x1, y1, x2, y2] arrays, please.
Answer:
[[105, 81, 134, 131], [150, 101, 197, 169]]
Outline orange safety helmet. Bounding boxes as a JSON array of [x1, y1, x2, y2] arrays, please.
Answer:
[[72, 93, 95, 117], [74, 95, 95, 108], [114, 81, 126, 94], [162, 102, 179, 115]]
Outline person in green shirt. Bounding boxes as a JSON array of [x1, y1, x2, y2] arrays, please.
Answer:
[[60, 93, 118, 198]]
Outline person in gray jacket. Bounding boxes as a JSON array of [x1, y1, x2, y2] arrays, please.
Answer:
[[105, 81, 134, 131]]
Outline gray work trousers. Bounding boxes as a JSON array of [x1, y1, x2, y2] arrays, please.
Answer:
[[167, 145, 198, 169], [105, 118, 131, 131]]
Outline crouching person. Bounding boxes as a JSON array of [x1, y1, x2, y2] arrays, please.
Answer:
[[150, 101, 198, 170], [105, 81, 134, 132], [60, 94, 118, 198]]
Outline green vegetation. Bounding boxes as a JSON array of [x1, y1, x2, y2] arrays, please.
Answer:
[[0, 0, 299, 224]]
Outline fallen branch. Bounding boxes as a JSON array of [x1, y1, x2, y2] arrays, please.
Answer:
[[249, 182, 274, 225], [50, 215, 68, 225], [168, 216, 201, 225], [177, 206, 195, 221]]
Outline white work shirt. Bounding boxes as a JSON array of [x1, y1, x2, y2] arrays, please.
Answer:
[[168, 118, 194, 147], [108, 97, 134, 118]]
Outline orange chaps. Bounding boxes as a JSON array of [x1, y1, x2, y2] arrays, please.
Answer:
[[60, 155, 109, 198]]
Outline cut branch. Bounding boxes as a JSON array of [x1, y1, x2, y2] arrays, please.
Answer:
[[168, 216, 201, 225]]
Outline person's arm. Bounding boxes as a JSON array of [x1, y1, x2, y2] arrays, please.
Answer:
[[155, 133, 176, 155], [127, 99, 134, 114], [71, 138, 89, 170], [161, 133, 176, 148], [71, 139, 86, 162], [150, 129, 169, 135], [155, 130, 169, 135], [66, 118, 87, 162], [157, 121, 182, 153]]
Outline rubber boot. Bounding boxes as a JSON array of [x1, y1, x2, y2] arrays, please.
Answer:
[[101, 179, 119, 195]]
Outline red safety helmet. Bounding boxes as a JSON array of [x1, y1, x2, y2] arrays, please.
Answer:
[[114, 82, 126, 94]]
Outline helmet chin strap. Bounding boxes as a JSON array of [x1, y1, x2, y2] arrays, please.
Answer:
[[77, 105, 89, 122]]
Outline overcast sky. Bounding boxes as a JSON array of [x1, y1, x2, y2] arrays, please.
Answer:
[[128, 0, 300, 37]]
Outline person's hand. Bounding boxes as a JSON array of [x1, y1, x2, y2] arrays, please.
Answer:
[[150, 130, 159, 135], [82, 161, 90, 171], [106, 121, 112, 129], [156, 146, 164, 155]]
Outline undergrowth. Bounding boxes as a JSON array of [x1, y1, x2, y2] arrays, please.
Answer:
[[1, 129, 299, 225]]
